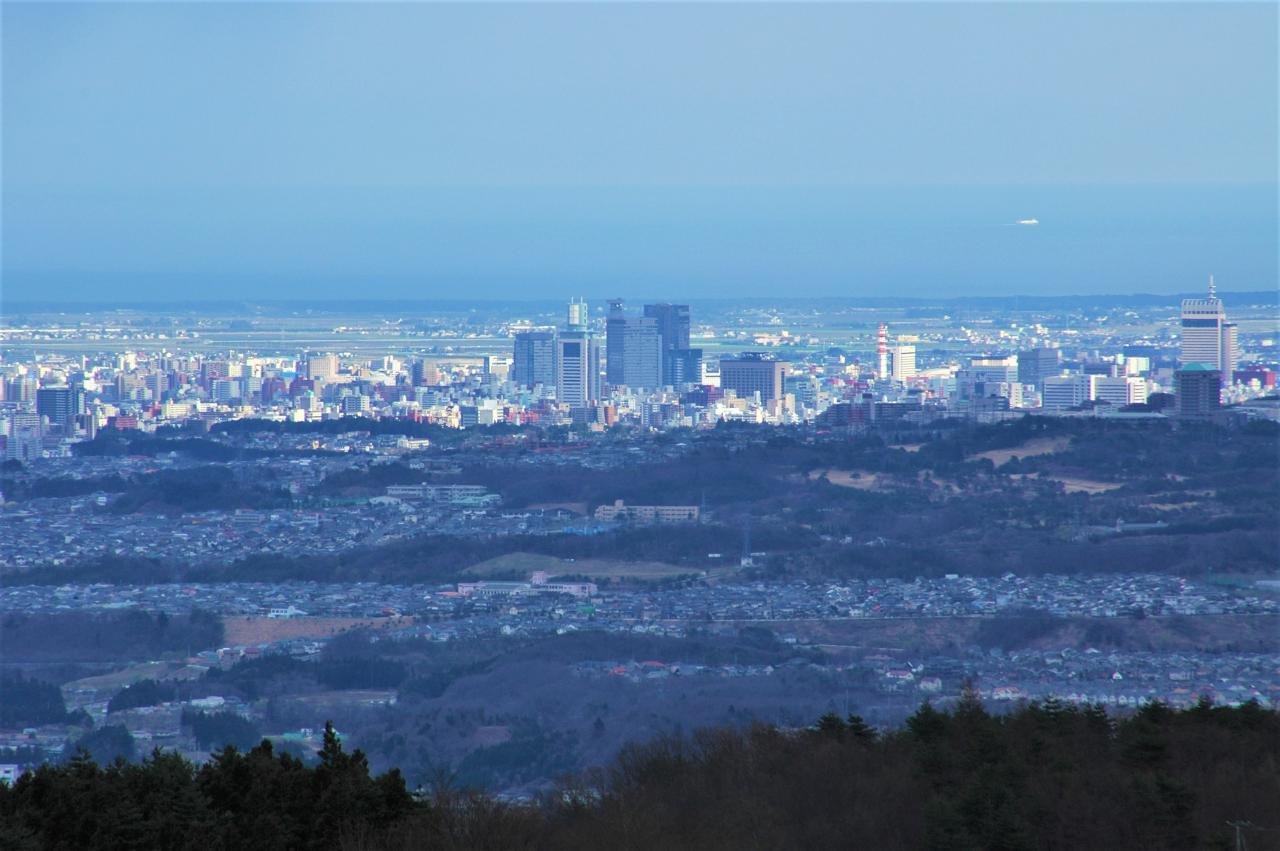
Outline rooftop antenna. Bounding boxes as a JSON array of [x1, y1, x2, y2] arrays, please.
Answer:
[[1208, 275, 1217, 299]]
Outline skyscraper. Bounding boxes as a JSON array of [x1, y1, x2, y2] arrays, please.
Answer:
[[557, 331, 600, 407], [512, 331, 557, 390], [1180, 277, 1237, 384], [607, 302, 672, 390], [620, 318, 662, 389], [720, 353, 787, 403], [606, 299, 628, 386], [643, 303, 691, 385]]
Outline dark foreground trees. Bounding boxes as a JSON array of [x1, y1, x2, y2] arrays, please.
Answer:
[[2, 701, 1277, 850]]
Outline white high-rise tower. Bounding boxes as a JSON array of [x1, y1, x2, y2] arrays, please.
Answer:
[[1180, 276, 1237, 385]]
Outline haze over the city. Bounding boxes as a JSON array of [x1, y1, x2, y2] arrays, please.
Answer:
[[3, 1, 1277, 303]]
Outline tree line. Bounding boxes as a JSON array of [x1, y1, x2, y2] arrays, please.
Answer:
[[2, 699, 1275, 850]]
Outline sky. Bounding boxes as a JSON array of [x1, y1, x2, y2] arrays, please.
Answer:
[[3, 2, 1277, 303]]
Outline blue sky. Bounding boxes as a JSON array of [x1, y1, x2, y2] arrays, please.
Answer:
[[3, 2, 1276, 302]]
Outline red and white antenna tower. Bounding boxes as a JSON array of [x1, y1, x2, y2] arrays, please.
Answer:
[[877, 324, 889, 378]]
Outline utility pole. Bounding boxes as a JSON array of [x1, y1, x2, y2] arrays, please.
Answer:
[[1227, 820, 1252, 851]]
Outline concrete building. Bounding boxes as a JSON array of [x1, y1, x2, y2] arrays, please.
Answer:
[[616, 318, 662, 390], [385, 484, 498, 506], [1042, 374, 1090, 411], [512, 331, 557, 390], [1174, 364, 1221, 419], [720, 353, 787, 404], [306, 355, 338, 382], [593, 500, 700, 524], [643, 303, 691, 385], [970, 355, 1019, 385], [566, 297, 589, 330], [889, 345, 917, 381], [35, 385, 80, 431], [5, 413, 43, 462], [1092, 376, 1148, 407], [458, 571, 596, 599], [1018, 348, 1062, 388], [557, 331, 601, 408], [1180, 277, 1237, 384]]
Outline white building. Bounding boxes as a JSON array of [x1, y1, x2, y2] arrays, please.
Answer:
[[1042, 375, 1090, 411], [890, 345, 917, 381], [556, 331, 600, 408], [1092, 376, 1148, 407], [1180, 277, 1238, 383]]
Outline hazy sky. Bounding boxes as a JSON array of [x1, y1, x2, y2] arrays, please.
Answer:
[[3, 2, 1276, 302]]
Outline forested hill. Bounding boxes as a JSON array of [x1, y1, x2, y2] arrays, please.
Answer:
[[1, 699, 1276, 850]]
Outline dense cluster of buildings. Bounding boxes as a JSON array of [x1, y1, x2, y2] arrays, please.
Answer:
[[3, 286, 1277, 462], [5, 572, 1274, 625]]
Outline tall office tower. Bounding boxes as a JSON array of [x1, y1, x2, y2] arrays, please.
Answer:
[[720, 353, 788, 403], [606, 299, 628, 385], [889, 345, 917, 381], [567, 297, 589, 331], [643, 303, 691, 384], [620, 318, 662, 389], [1017, 347, 1062, 387], [1180, 276, 1236, 384], [876, 324, 889, 378], [1174, 364, 1222, 419], [557, 331, 600, 407], [512, 331, 558, 389], [35, 385, 80, 431]]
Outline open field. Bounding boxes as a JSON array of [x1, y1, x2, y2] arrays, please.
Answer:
[[62, 662, 203, 695], [222, 616, 415, 645], [291, 689, 399, 708], [1011, 472, 1124, 494], [1053, 476, 1124, 494], [807, 469, 884, 490], [464, 551, 703, 581], [970, 436, 1071, 467]]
